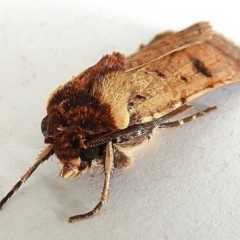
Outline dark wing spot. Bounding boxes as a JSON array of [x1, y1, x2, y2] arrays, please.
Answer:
[[192, 57, 212, 77], [207, 84, 215, 88], [127, 101, 134, 110], [136, 95, 147, 100], [155, 71, 165, 78], [180, 97, 187, 104], [180, 76, 188, 82]]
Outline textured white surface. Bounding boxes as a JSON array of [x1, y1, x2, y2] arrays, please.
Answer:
[[1, 1, 240, 240]]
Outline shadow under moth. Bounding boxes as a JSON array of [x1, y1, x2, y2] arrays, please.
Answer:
[[1, 22, 240, 223]]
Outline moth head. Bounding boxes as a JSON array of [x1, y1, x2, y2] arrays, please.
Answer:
[[42, 116, 101, 178]]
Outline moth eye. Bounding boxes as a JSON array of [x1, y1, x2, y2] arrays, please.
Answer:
[[127, 101, 134, 110], [80, 146, 100, 161], [41, 115, 49, 137]]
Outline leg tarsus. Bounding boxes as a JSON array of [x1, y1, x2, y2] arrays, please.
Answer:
[[68, 202, 103, 222]]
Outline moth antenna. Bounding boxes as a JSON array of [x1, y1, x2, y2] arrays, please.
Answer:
[[68, 141, 114, 222], [0, 145, 54, 209], [85, 105, 196, 147]]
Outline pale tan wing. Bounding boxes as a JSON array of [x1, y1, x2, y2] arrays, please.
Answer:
[[125, 22, 213, 71], [126, 33, 240, 124]]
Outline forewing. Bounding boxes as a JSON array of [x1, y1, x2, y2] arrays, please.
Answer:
[[126, 26, 240, 124], [125, 22, 213, 71]]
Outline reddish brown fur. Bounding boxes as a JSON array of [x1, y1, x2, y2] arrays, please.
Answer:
[[47, 53, 131, 135]]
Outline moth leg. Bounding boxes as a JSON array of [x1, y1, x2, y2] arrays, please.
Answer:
[[0, 145, 54, 209], [69, 141, 114, 222], [162, 104, 192, 120], [162, 104, 210, 122], [158, 106, 217, 128], [113, 135, 148, 169]]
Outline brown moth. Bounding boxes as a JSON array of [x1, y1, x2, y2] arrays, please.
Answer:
[[1, 22, 240, 223]]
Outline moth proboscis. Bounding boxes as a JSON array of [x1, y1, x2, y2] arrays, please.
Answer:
[[1, 22, 240, 223]]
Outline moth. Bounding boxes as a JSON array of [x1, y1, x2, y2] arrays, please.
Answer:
[[1, 22, 240, 223]]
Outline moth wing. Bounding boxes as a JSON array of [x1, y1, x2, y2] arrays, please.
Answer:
[[125, 24, 240, 124], [125, 22, 213, 71]]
